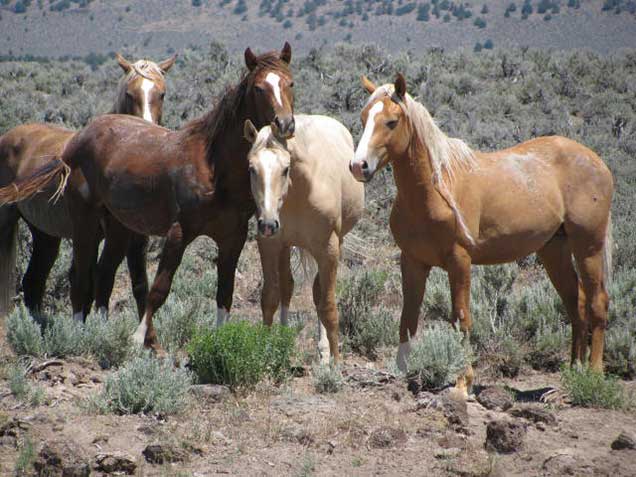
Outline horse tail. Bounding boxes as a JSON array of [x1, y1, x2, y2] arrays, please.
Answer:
[[602, 212, 613, 288], [0, 157, 70, 206], [0, 204, 18, 317]]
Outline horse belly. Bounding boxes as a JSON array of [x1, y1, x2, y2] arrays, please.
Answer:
[[18, 193, 73, 238]]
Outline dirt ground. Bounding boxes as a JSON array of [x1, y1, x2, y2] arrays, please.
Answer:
[[1, 342, 635, 476]]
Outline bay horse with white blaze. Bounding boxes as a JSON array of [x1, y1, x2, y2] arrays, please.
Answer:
[[0, 53, 176, 319], [350, 74, 613, 394], [0, 43, 296, 352], [244, 115, 364, 363]]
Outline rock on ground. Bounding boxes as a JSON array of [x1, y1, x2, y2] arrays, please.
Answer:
[[611, 432, 636, 451], [485, 419, 527, 454], [476, 386, 514, 412], [93, 452, 137, 474], [142, 443, 188, 464], [33, 440, 90, 477]]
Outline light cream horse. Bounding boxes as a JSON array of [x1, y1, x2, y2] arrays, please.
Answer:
[[349, 74, 613, 395], [244, 115, 364, 362]]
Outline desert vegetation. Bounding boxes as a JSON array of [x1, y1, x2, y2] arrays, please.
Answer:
[[0, 43, 635, 474]]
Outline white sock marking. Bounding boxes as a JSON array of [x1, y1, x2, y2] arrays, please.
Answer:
[[217, 307, 229, 327], [280, 306, 289, 327], [97, 307, 108, 319], [318, 322, 330, 364], [265, 72, 283, 107], [141, 78, 155, 123], [133, 313, 148, 346], [354, 101, 384, 165], [72, 311, 84, 323], [396, 340, 411, 373]]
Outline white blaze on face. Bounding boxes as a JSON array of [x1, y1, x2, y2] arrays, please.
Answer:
[[141, 78, 155, 123], [354, 101, 384, 165], [265, 72, 283, 107], [259, 150, 280, 218]]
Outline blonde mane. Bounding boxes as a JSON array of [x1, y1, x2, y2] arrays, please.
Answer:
[[369, 84, 477, 247], [112, 60, 166, 115]]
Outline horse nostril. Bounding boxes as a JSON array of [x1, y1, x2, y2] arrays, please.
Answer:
[[287, 118, 295, 134], [361, 160, 369, 171], [274, 220, 280, 230], [349, 162, 353, 172]]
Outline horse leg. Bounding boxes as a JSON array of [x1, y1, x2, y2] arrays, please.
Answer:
[[94, 215, 132, 317], [278, 245, 294, 326], [446, 248, 474, 398], [133, 221, 189, 353], [257, 238, 281, 327], [314, 235, 340, 364], [69, 215, 100, 322], [537, 235, 585, 365], [0, 205, 19, 317], [311, 271, 329, 358], [571, 248, 609, 373], [396, 252, 430, 372], [215, 221, 248, 327], [23, 225, 60, 317], [126, 233, 149, 319]]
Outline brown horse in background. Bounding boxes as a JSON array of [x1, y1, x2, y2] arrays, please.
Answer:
[[0, 53, 176, 319], [350, 74, 613, 395], [0, 43, 296, 352]]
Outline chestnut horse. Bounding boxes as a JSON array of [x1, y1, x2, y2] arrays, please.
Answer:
[[350, 74, 613, 394], [0, 53, 176, 319], [244, 115, 364, 363], [0, 44, 295, 352]]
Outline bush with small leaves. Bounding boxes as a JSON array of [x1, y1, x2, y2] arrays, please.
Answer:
[[82, 312, 137, 369], [187, 321, 296, 388], [43, 315, 84, 358], [604, 324, 636, 379], [6, 305, 43, 357], [561, 365, 631, 410], [407, 322, 468, 390], [88, 352, 192, 415], [312, 363, 343, 393], [7, 363, 45, 406], [528, 320, 569, 372]]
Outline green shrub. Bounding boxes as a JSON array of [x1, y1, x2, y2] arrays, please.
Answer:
[[604, 324, 636, 379], [338, 269, 397, 358], [153, 298, 214, 353], [89, 352, 192, 415], [528, 320, 569, 372], [8, 363, 44, 406], [82, 312, 136, 369], [407, 322, 468, 390], [187, 321, 296, 388], [6, 306, 43, 357], [43, 315, 84, 358], [561, 365, 631, 410], [312, 363, 343, 393]]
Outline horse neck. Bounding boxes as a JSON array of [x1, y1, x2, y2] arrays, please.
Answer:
[[392, 140, 448, 216]]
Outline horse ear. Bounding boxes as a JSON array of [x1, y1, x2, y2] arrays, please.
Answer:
[[394, 73, 407, 100], [361, 75, 377, 95], [159, 54, 177, 74], [280, 41, 292, 64], [270, 120, 281, 139], [244, 120, 258, 144], [115, 52, 132, 73], [244, 47, 258, 71]]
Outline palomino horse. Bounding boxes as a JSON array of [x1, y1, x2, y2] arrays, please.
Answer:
[[349, 74, 613, 393], [244, 115, 364, 363], [0, 44, 295, 352], [0, 53, 176, 319]]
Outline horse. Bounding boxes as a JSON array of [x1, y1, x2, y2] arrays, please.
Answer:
[[0, 53, 177, 319], [349, 74, 613, 395], [0, 43, 296, 352], [244, 115, 364, 363]]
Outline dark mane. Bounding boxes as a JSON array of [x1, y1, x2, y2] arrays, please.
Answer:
[[183, 51, 291, 163]]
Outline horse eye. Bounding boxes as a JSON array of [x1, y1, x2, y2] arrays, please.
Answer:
[[248, 165, 256, 175], [289, 81, 294, 88], [386, 119, 398, 130], [255, 85, 265, 94], [160, 92, 166, 100]]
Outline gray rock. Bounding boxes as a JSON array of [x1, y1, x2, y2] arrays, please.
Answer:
[[485, 419, 527, 454], [509, 405, 557, 426], [367, 426, 408, 449], [611, 432, 636, 451], [142, 443, 188, 464], [477, 386, 514, 412], [34, 440, 90, 477], [416, 391, 469, 432], [189, 384, 231, 403], [94, 452, 137, 474]]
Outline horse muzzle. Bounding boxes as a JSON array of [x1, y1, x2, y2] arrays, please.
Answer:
[[349, 159, 372, 183], [258, 217, 280, 237], [274, 115, 295, 139]]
